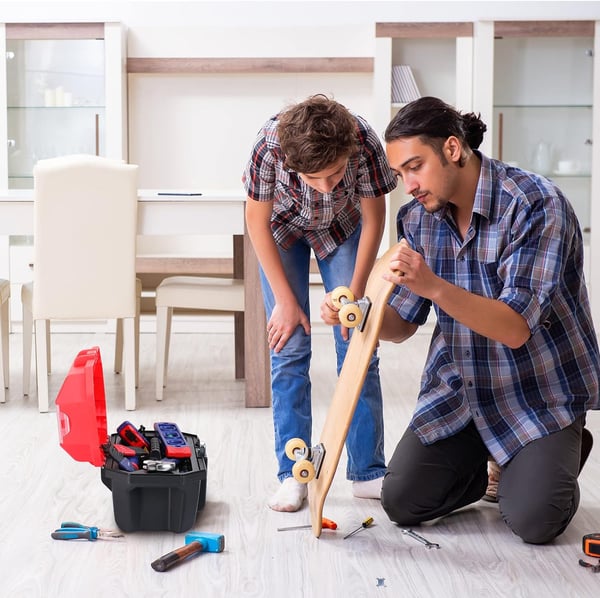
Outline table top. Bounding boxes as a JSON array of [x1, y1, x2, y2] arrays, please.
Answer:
[[0, 189, 247, 236], [0, 188, 246, 201]]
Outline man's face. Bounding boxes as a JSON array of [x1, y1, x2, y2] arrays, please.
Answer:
[[386, 136, 457, 213], [299, 156, 348, 194]]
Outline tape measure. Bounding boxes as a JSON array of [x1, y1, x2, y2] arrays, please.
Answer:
[[582, 533, 600, 558]]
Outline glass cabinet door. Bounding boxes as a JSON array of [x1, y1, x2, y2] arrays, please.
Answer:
[[492, 23, 594, 233], [6, 37, 105, 189]]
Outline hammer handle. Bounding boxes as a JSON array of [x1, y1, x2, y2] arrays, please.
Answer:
[[151, 540, 204, 572]]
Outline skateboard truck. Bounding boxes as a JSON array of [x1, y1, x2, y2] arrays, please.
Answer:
[[355, 297, 372, 332], [285, 439, 325, 483], [331, 286, 372, 331]]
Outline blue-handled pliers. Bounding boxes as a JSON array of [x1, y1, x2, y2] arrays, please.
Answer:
[[51, 521, 124, 541]]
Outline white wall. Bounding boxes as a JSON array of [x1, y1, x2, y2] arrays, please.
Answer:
[[2, 1, 600, 189], [2, 1, 600, 27]]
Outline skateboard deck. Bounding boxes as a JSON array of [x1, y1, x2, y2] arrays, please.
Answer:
[[287, 244, 398, 537]]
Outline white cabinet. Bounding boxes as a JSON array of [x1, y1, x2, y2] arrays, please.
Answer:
[[480, 20, 600, 326], [491, 22, 594, 234], [375, 19, 600, 328], [0, 22, 127, 319], [374, 22, 474, 248], [1, 22, 127, 189]]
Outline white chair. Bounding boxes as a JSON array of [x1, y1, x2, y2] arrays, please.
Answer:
[[21, 154, 139, 412], [0, 279, 10, 402], [22, 277, 142, 397], [155, 275, 245, 400]]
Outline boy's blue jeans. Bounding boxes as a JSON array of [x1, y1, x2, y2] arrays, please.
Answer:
[[259, 227, 386, 482]]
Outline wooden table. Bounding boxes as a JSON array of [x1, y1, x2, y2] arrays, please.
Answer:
[[0, 189, 270, 408]]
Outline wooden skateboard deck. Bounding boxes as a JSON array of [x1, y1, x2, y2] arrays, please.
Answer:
[[297, 244, 397, 537]]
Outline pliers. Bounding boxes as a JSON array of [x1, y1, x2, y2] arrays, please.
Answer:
[[51, 521, 124, 541]]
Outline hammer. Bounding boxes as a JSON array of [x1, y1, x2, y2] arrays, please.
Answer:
[[151, 532, 225, 572]]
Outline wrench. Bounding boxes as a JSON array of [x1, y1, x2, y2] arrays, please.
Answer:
[[401, 528, 440, 549]]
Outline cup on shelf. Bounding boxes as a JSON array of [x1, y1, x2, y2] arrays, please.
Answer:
[[555, 160, 580, 175]]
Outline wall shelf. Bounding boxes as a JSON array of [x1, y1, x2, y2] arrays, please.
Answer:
[[127, 56, 374, 74], [375, 22, 473, 39], [494, 20, 594, 38]]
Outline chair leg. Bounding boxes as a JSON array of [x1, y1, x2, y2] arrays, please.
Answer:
[[123, 316, 136, 411], [164, 306, 172, 380], [135, 279, 141, 388], [46, 319, 51, 374], [115, 278, 141, 387], [114, 318, 123, 374], [22, 299, 33, 396], [34, 318, 50, 412], [155, 305, 171, 400], [234, 311, 245, 380], [0, 297, 8, 401]]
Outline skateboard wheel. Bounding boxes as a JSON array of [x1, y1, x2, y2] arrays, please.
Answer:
[[331, 286, 354, 309], [285, 437, 307, 461], [292, 459, 315, 483], [339, 303, 362, 328]]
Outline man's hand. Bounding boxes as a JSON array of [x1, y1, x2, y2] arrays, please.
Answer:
[[384, 239, 439, 300]]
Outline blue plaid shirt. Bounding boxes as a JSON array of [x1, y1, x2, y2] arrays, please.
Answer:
[[389, 153, 600, 465], [242, 113, 397, 260]]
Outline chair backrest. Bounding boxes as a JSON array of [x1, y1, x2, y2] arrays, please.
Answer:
[[32, 154, 139, 320]]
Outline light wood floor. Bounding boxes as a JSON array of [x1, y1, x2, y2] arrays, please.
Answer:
[[0, 317, 599, 597]]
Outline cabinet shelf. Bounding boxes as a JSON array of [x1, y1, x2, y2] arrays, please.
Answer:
[[8, 105, 104, 110], [494, 104, 592, 109], [127, 56, 374, 74]]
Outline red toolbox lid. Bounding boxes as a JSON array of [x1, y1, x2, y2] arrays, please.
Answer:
[[56, 347, 107, 467]]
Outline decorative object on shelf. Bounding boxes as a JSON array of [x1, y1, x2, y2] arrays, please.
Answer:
[[532, 140, 553, 175], [391, 65, 420, 103], [554, 159, 580, 176]]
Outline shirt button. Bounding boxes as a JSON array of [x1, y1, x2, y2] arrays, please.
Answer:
[[467, 381, 473, 387], [465, 350, 471, 357]]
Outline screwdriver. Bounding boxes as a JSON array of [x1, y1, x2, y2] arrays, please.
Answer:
[[277, 517, 338, 531], [343, 516, 374, 540]]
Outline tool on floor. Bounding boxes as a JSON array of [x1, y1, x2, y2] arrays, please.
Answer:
[[583, 533, 600, 558], [151, 532, 225, 572], [578, 558, 600, 573], [51, 521, 124, 541], [401, 528, 440, 549], [277, 517, 337, 532], [343, 516, 374, 540]]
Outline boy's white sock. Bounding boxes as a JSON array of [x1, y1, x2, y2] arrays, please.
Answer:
[[352, 477, 383, 499], [268, 477, 308, 512]]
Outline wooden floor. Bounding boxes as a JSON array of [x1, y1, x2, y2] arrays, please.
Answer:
[[1, 317, 599, 597]]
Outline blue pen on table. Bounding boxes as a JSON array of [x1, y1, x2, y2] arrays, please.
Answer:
[[51, 522, 124, 541]]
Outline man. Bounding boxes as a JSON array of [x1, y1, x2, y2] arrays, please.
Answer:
[[243, 95, 397, 512], [323, 96, 598, 544]]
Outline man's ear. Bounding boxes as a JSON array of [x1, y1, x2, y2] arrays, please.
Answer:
[[444, 136, 462, 162]]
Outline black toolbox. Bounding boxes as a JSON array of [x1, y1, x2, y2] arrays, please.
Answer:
[[56, 347, 207, 533]]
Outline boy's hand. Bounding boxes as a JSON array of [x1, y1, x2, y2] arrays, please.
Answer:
[[320, 293, 351, 341], [267, 302, 311, 353]]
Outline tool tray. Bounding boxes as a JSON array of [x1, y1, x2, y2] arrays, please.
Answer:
[[56, 347, 207, 533]]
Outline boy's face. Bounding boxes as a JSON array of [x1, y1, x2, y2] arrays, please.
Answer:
[[299, 156, 348, 194], [386, 136, 459, 214]]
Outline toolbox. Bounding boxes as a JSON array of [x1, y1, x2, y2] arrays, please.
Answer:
[[56, 347, 207, 533]]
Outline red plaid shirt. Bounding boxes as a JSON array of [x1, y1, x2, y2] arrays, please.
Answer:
[[242, 113, 397, 259]]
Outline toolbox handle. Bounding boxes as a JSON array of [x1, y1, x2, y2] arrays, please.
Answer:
[[57, 410, 71, 443]]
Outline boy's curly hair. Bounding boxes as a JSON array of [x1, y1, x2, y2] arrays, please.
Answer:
[[278, 94, 358, 174]]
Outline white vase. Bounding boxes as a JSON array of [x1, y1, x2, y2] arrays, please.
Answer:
[[532, 141, 552, 175]]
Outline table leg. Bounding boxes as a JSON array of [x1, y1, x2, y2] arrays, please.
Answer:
[[240, 230, 271, 407]]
